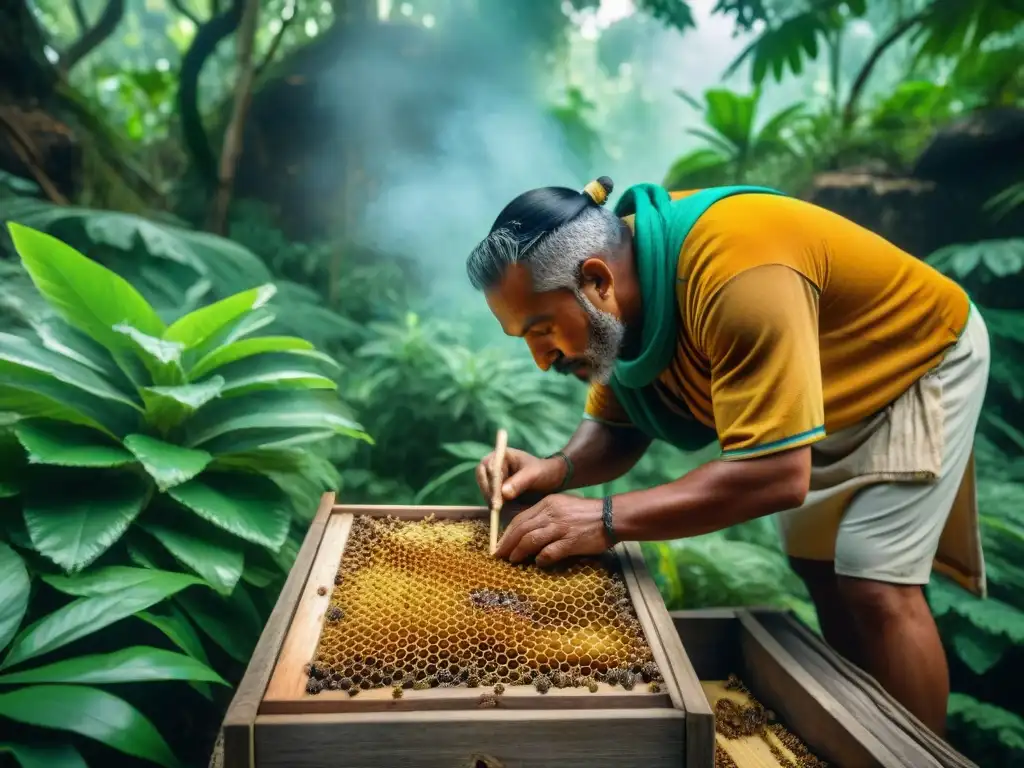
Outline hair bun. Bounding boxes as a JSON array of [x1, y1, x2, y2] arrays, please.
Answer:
[[583, 176, 614, 206]]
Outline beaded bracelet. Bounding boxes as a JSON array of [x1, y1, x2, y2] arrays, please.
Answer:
[[547, 450, 574, 492], [602, 496, 617, 546]]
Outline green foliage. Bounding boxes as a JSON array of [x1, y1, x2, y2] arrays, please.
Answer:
[[664, 86, 806, 188], [0, 220, 368, 765], [926, 238, 1024, 763]]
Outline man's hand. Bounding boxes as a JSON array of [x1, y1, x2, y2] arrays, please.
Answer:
[[475, 446, 567, 503], [495, 494, 610, 567]]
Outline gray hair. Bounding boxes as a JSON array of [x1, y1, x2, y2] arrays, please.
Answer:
[[466, 206, 625, 293]]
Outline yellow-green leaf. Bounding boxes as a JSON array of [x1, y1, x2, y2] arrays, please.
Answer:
[[6, 223, 165, 351]]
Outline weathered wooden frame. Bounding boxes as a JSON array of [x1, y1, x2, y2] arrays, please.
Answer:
[[221, 493, 715, 768], [671, 608, 915, 768]]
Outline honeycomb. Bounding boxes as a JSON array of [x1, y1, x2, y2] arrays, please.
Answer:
[[706, 675, 826, 768], [305, 515, 663, 697]]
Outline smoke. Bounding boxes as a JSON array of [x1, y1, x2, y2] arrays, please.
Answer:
[[312, 0, 811, 329]]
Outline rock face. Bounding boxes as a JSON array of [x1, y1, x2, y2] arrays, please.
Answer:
[[803, 108, 1024, 258]]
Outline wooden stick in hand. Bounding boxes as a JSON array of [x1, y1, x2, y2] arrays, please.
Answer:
[[489, 428, 509, 556]]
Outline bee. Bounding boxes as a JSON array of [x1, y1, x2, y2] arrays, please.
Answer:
[[392, 686, 403, 699], [493, 683, 505, 695], [326, 606, 344, 622], [534, 675, 551, 694], [316, 586, 327, 596]]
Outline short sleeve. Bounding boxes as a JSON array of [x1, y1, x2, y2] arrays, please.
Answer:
[[698, 265, 826, 460], [583, 381, 636, 428]]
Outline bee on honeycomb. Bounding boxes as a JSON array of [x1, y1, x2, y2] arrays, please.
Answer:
[[307, 516, 659, 698]]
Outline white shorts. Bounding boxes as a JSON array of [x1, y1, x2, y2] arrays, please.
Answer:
[[776, 307, 991, 585]]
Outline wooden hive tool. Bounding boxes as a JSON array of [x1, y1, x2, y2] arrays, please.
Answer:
[[488, 428, 509, 555]]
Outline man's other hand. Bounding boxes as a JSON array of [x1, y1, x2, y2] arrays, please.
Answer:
[[475, 447, 567, 503], [495, 494, 609, 567]]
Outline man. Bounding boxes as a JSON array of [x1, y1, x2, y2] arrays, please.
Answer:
[[463, 176, 990, 736]]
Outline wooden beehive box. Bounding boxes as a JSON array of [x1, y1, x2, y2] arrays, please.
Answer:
[[221, 493, 715, 768], [670, 608, 979, 768]]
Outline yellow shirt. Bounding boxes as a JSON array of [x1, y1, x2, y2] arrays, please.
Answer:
[[584, 190, 971, 460]]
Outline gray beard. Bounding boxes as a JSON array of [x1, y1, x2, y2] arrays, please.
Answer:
[[574, 290, 626, 385]]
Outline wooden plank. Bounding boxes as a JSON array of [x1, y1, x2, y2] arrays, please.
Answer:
[[221, 491, 336, 768], [670, 609, 743, 682], [261, 682, 669, 715], [253, 708, 686, 768], [737, 611, 901, 768], [620, 544, 714, 768], [754, 610, 976, 768], [263, 512, 354, 705], [332, 504, 525, 523]]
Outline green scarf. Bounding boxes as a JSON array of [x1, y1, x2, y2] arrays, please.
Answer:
[[606, 183, 786, 451]]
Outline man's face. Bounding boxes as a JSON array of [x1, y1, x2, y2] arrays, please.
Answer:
[[485, 262, 626, 384]]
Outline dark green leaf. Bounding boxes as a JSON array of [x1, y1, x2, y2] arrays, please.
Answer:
[[123, 434, 211, 491], [0, 685, 179, 767], [168, 473, 291, 549], [0, 543, 30, 653], [183, 389, 369, 447], [42, 565, 203, 598], [23, 471, 151, 573], [0, 372, 139, 439], [135, 604, 214, 699], [142, 521, 244, 595], [0, 742, 87, 768], [0, 331, 141, 411], [4, 569, 203, 669], [216, 353, 338, 398], [0, 645, 227, 686], [176, 588, 259, 663], [6, 223, 166, 352], [948, 693, 1024, 752], [14, 421, 133, 468], [951, 625, 1009, 675]]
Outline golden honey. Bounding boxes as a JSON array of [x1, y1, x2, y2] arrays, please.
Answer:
[[305, 515, 662, 695]]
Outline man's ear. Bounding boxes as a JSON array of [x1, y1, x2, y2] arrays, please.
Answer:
[[580, 258, 614, 301]]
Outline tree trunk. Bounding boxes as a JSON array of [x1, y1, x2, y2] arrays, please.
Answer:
[[208, 0, 260, 234], [0, 0, 77, 202]]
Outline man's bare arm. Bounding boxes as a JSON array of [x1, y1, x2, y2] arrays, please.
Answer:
[[557, 419, 652, 489]]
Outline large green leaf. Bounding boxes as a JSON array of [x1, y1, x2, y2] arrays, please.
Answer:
[[140, 377, 225, 434], [136, 604, 209, 662], [110, 324, 185, 386], [188, 336, 336, 380], [14, 421, 134, 468], [216, 353, 338, 397], [135, 604, 213, 698], [23, 471, 152, 573], [0, 645, 227, 686], [0, 372, 139, 439], [164, 284, 277, 349], [0, 742, 87, 768], [0, 332, 141, 411], [42, 565, 203, 597], [184, 389, 370, 448], [141, 521, 244, 595], [202, 427, 338, 457], [167, 473, 291, 549], [176, 586, 260, 663], [0, 685, 179, 768], [6, 223, 166, 351], [123, 434, 211, 491], [0, 543, 30, 653], [4, 568, 202, 669]]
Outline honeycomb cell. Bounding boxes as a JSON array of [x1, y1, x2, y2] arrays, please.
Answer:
[[308, 515, 661, 696]]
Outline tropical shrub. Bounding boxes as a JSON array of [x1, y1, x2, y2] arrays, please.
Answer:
[[0, 222, 369, 766], [925, 237, 1024, 764]]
